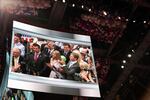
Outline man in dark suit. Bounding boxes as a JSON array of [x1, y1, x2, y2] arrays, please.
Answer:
[[42, 41, 57, 63], [60, 43, 72, 64], [25, 43, 50, 77], [42, 41, 58, 57], [11, 47, 26, 73], [62, 52, 80, 80]]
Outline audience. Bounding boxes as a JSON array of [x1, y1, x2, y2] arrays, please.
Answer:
[[69, 12, 127, 44], [96, 58, 110, 85]]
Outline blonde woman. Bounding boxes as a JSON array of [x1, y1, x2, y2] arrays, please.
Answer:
[[79, 57, 95, 83], [79, 62, 90, 82], [46, 50, 65, 79], [87, 56, 96, 83]]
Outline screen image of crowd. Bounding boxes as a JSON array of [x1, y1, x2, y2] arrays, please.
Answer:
[[11, 33, 97, 83]]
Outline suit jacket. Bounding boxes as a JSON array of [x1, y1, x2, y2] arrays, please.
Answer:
[[25, 52, 51, 76], [42, 48, 55, 63], [61, 50, 72, 64], [64, 61, 80, 80], [12, 56, 26, 73], [42, 46, 60, 58]]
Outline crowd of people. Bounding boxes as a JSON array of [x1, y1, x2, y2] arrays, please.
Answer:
[[0, 0, 52, 16], [11, 34, 97, 83], [95, 58, 110, 85], [69, 12, 127, 44]]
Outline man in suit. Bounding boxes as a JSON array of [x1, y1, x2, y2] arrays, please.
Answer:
[[11, 47, 26, 73], [25, 43, 50, 77], [61, 43, 72, 64], [42, 41, 56, 63], [61, 52, 80, 80], [42, 41, 56, 57]]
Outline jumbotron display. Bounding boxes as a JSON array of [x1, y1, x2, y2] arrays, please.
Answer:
[[7, 21, 100, 97]]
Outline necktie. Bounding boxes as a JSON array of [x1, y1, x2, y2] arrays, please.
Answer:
[[34, 53, 38, 62], [14, 58, 18, 67], [64, 52, 67, 56]]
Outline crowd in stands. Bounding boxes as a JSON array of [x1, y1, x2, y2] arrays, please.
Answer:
[[95, 58, 110, 85], [0, 0, 53, 16], [69, 11, 127, 44]]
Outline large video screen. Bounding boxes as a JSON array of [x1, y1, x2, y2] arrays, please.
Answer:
[[7, 21, 100, 97]]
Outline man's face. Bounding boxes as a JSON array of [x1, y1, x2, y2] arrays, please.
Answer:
[[13, 48, 20, 58], [69, 54, 76, 61], [64, 45, 70, 52], [47, 42, 54, 49], [33, 46, 40, 53], [29, 44, 33, 50], [14, 36, 20, 43]]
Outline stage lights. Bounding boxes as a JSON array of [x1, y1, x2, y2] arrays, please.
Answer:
[[132, 49, 135, 53], [126, 19, 129, 21], [133, 20, 136, 23], [81, 5, 84, 9], [127, 54, 132, 58], [88, 8, 91, 12], [122, 60, 126, 64], [62, 0, 65, 3], [143, 21, 146, 24], [121, 65, 125, 69], [103, 11, 107, 16], [72, 4, 75, 7], [118, 16, 121, 20]]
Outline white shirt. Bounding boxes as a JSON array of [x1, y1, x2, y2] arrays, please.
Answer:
[[14, 42, 25, 56], [68, 61, 77, 68], [14, 57, 19, 67]]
